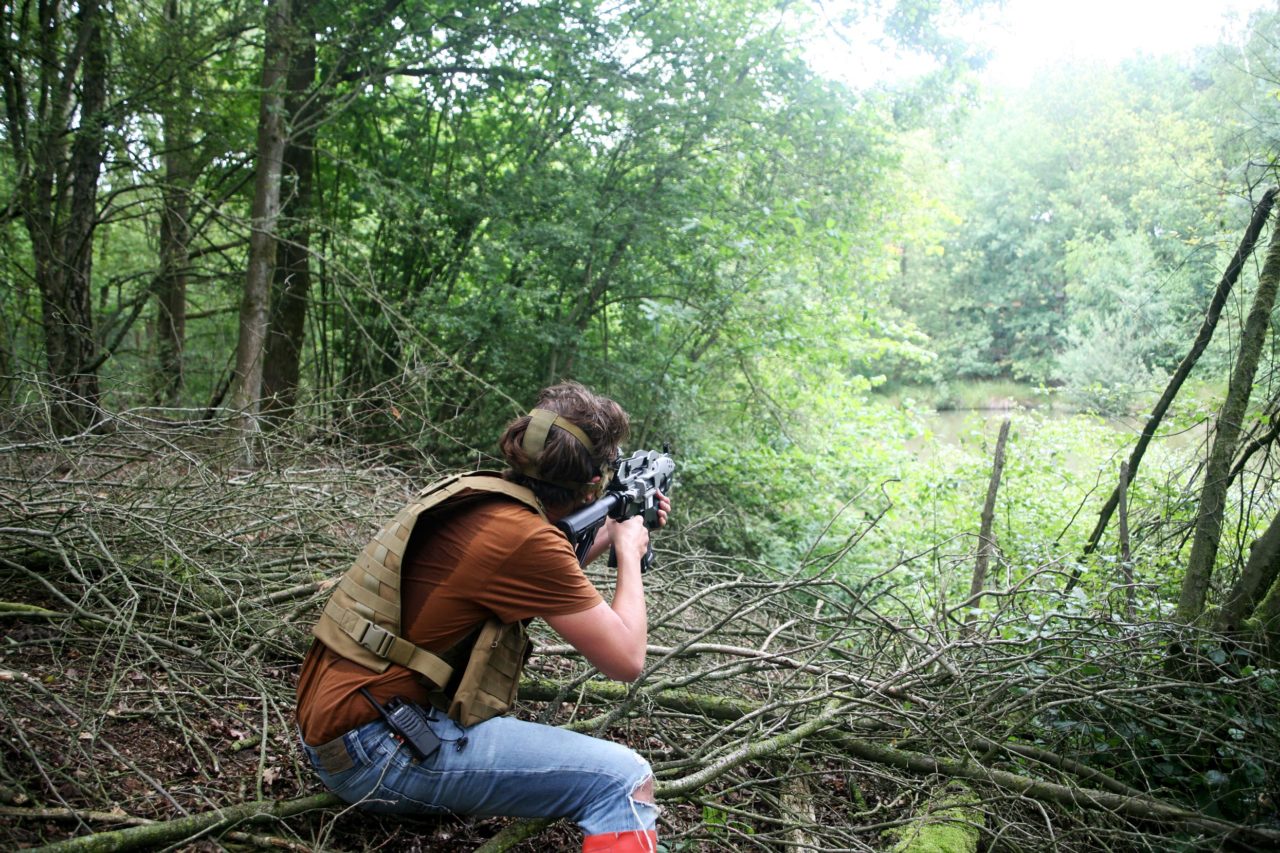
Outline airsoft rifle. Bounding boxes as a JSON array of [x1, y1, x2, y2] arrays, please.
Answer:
[[554, 448, 675, 572]]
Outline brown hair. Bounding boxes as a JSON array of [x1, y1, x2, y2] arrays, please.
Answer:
[[500, 381, 630, 509]]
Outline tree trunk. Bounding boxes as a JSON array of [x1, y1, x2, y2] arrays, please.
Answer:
[[154, 0, 192, 407], [1218, 505, 1280, 633], [261, 3, 316, 423], [1251, 564, 1280, 657], [1118, 460, 1134, 621], [33, 793, 340, 853], [2, 0, 111, 433], [1177, 219, 1280, 623], [0, 303, 12, 406], [231, 0, 292, 433], [887, 783, 982, 853], [969, 419, 1010, 601], [56, 0, 108, 433], [1067, 188, 1278, 592]]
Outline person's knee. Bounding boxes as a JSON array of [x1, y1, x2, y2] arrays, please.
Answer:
[[631, 774, 654, 803], [625, 753, 655, 805], [577, 744, 658, 835], [623, 765, 658, 829]]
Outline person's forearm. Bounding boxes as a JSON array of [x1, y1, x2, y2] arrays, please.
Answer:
[[610, 551, 648, 657]]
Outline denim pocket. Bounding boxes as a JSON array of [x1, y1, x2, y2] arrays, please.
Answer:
[[308, 724, 382, 802], [353, 723, 454, 816]]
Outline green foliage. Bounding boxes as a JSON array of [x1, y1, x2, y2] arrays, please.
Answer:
[[897, 55, 1236, 391], [1057, 231, 1181, 414], [9, 3, 1280, 845], [7, 0, 1280, 629], [701, 803, 754, 838], [300, 0, 947, 457], [865, 409, 1134, 597], [1032, 649, 1280, 825], [0, 0, 1010, 552]]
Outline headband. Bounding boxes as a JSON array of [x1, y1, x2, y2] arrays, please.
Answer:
[[519, 408, 596, 488]]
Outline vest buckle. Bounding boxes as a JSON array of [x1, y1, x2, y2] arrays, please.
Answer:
[[357, 620, 396, 658]]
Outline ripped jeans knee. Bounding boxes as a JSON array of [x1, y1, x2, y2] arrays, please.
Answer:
[[626, 769, 659, 829], [577, 746, 659, 835], [631, 773, 655, 803]]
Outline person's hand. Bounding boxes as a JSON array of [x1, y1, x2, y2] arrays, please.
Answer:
[[607, 515, 650, 567], [654, 490, 671, 528]]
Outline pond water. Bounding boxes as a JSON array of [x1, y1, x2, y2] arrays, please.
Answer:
[[909, 406, 1209, 466]]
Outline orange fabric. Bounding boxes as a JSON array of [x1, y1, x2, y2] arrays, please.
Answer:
[[296, 493, 603, 745], [581, 830, 658, 852]]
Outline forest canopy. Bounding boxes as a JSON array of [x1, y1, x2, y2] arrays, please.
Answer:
[[3, 0, 1280, 850]]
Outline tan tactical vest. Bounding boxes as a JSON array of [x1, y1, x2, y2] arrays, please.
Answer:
[[312, 472, 543, 726]]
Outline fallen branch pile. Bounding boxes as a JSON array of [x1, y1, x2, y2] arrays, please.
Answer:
[[0, 413, 1277, 851]]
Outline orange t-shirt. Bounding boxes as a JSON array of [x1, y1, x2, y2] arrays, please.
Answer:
[[296, 492, 603, 745]]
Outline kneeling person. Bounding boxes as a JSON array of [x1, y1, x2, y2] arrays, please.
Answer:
[[296, 381, 668, 853]]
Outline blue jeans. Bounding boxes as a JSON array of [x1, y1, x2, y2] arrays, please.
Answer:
[[302, 709, 658, 836]]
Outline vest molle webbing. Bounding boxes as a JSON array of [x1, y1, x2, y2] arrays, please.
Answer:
[[312, 472, 544, 726]]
